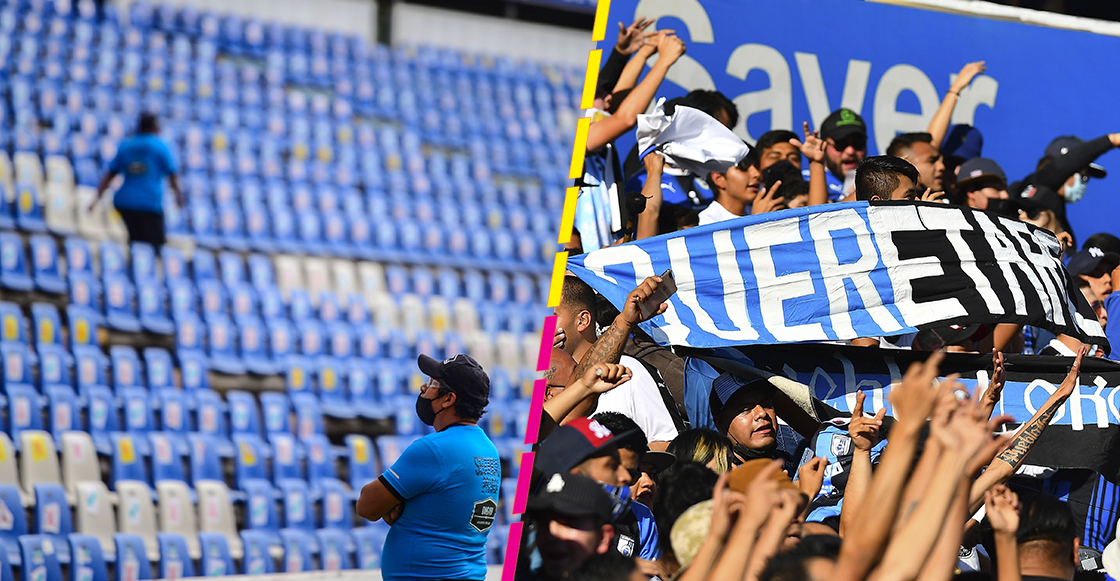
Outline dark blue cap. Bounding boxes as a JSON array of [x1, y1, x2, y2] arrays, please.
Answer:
[[942, 125, 983, 162]]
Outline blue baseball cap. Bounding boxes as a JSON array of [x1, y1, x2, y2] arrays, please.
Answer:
[[942, 125, 983, 162]]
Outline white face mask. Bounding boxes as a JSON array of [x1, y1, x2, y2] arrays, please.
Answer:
[[1065, 173, 1088, 203]]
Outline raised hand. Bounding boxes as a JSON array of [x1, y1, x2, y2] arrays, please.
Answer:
[[1055, 346, 1087, 399], [579, 363, 632, 394], [889, 352, 944, 427], [951, 61, 987, 92], [619, 275, 669, 325], [794, 121, 826, 164], [742, 459, 783, 528], [655, 33, 687, 65], [985, 484, 1019, 535], [798, 457, 828, 499], [643, 151, 665, 175], [615, 18, 657, 55], [752, 179, 787, 215], [849, 391, 885, 452]]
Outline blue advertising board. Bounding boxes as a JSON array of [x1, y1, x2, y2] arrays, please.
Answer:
[[598, 0, 1120, 240]]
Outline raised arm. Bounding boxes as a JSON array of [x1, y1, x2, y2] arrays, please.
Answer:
[[927, 61, 985, 149], [794, 122, 830, 206], [968, 347, 1085, 513], [1031, 133, 1120, 191], [538, 363, 631, 437], [839, 390, 883, 537], [585, 34, 686, 153], [832, 353, 943, 581], [612, 37, 658, 94], [636, 153, 665, 240]]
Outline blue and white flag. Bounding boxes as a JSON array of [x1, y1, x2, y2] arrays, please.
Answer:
[[567, 201, 1108, 352]]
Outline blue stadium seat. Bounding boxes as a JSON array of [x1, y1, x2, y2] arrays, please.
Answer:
[[19, 535, 62, 581], [233, 434, 274, 492], [1, 342, 35, 392], [112, 534, 152, 581], [228, 283, 259, 322], [0, 485, 28, 566], [238, 530, 276, 575], [148, 432, 186, 484], [167, 281, 197, 321], [68, 534, 110, 581], [238, 317, 273, 375], [0, 302, 27, 345], [354, 324, 381, 360], [285, 356, 313, 397], [302, 434, 335, 491], [109, 433, 149, 489], [192, 249, 217, 284], [259, 392, 290, 440], [197, 280, 228, 319], [39, 345, 74, 393], [216, 252, 243, 286], [28, 235, 65, 293], [160, 246, 188, 284], [325, 322, 352, 359], [316, 528, 353, 571], [277, 479, 314, 533], [178, 350, 209, 392], [73, 344, 108, 393], [345, 435, 377, 497], [109, 346, 144, 393], [217, 203, 248, 251], [344, 295, 368, 325], [247, 254, 274, 290], [352, 524, 388, 570], [243, 204, 273, 252], [241, 480, 280, 543], [155, 534, 195, 580], [316, 357, 350, 419], [0, 233, 33, 291], [345, 363, 379, 419], [98, 242, 126, 278], [155, 387, 190, 436], [0, 186, 14, 230], [318, 477, 352, 531], [67, 274, 100, 314], [189, 201, 220, 249], [198, 535, 232, 577], [34, 484, 74, 563], [15, 182, 47, 232], [135, 280, 173, 334], [204, 315, 244, 375], [187, 434, 228, 487], [270, 433, 302, 485], [226, 391, 262, 439], [259, 289, 284, 320], [279, 529, 315, 573], [192, 391, 232, 457], [101, 275, 140, 332], [8, 385, 44, 445], [142, 348, 173, 390], [317, 292, 341, 323], [128, 242, 157, 283], [264, 318, 294, 367], [120, 388, 154, 451], [84, 386, 118, 456], [288, 290, 313, 322]]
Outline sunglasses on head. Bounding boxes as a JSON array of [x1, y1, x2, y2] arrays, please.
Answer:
[[830, 135, 867, 152]]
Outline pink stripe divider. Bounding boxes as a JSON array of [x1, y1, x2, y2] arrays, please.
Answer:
[[524, 378, 546, 446], [536, 315, 558, 371], [512, 451, 535, 515], [500, 521, 524, 581]]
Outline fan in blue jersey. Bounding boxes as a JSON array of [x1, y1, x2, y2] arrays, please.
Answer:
[[356, 354, 500, 581]]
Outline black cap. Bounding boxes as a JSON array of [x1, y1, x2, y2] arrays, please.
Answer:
[[526, 472, 614, 524], [955, 158, 1006, 187], [1044, 136, 1107, 178], [417, 353, 489, 408], [640, 450, 676, 474], [913, 324, 982, 351], [1017, 183, 1065, 216], [1067, 248, 1120, 277], [820, 109, 867, 142], [708, 373, 775, 419]]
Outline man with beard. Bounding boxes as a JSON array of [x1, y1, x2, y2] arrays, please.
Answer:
[[819, 108, 869, 200]]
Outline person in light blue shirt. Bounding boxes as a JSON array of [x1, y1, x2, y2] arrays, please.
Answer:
[[357, 354, 500, 581], [90, 113, 183, 246]]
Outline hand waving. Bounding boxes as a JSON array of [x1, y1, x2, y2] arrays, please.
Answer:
[[952, 61, 987, 92], [792, 121, 826, 164]]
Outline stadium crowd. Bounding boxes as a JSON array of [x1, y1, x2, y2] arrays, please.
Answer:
[[515, 19, 1120, 581]]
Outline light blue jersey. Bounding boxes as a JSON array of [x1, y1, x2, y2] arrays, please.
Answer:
[[380, 424, 500, 581]]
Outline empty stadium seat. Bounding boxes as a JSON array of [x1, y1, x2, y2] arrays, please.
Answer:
[[60, 432, 100, 502], [74, 481, 118, 562], [317, 528, 353, 571], [29, 235, 65, 293], [34, 484, 74, 563], [239, 530, 277, 574], [279, 528, 315, 572], [0, 233, 33, 291], [198, 533, 235, 577], [352, 523, 389, 570], [195, 480, 243, 559], [19, 535, 62, 581], [0, 485, 28, 566], [20, 431, 62, 497], [110, 434, 149, 489], [68, 534, 110, 581], [154, 481, 199, 560], [112, 534, 152, 581], [155, 533, 195, 580]]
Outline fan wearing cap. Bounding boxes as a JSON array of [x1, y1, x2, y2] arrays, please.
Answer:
[[819, 108, 869, 201], [1084, 234, 1120, 361], [954, 157, 1009, 211], [356, 354, 499, 581], [709, 373, 794, 473], [521, 472, 618, 581], [1068, 246, 1119, 304]]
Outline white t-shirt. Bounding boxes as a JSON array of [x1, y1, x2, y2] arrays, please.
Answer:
[[593, 355, 679, 443], [697, 200, 743, 226]]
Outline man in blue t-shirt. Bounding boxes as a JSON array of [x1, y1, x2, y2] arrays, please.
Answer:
[[90, 113, 183, 247], [357, 354, 500, 581]]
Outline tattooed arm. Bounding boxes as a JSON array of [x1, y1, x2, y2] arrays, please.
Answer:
[[562, 275, 670, 422], [967, 348, 1085, 513]]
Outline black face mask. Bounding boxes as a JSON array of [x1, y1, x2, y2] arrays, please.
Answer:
[[415, 394, 441, 426], [985, 198, 1019, 218]]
